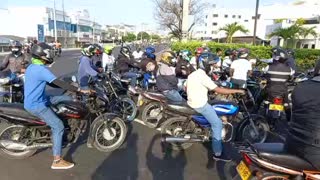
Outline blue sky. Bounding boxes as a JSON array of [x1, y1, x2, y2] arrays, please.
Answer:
[[2, 0, 294, 27]]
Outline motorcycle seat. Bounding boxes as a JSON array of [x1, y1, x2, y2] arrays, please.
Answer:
[[257, 143, 317, 171], [0, 103, 42, 122], [166, 101, 198, 115], [142, 91, 166, 102]]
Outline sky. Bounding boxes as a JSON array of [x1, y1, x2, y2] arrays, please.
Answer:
[[1, 0, 296, 28]]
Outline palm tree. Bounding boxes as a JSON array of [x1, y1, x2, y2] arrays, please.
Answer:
[[298, 26, 317, 48], [219, 22, 249, 43], [267, 25, 301, 48]]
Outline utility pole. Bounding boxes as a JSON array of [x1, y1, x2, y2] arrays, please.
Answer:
[[62, 0, 67, 47], [53, 0, 57, 42], [92, 18, 95, 43], [182, 0, 190, 42], [253, 0, 260, 45]]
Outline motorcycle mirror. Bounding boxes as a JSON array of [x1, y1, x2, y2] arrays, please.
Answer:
[[71, 76, 77, 83]]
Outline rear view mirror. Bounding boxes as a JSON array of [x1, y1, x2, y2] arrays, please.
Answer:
[[71, 76, 77, 83]]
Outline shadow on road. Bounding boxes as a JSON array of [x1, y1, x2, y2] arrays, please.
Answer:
[[146, 134, 187, 180], [91, 124, 139, 180]]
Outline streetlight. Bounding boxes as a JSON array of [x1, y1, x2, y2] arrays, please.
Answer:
[[182, 0, 190, 42], [53, 0, 57, 42], [252, 0, 260, 45]]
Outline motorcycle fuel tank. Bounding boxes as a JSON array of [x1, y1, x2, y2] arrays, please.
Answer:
[[54, 101, 88, 119]]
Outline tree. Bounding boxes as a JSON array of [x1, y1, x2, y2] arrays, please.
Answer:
[[218, 22, 249, 43], [122, 33, 136, 42], [137, 32, 150, 40], [299, 26, 317, 48], [153, 0, 208, 41], [151, 34, 161, 40]]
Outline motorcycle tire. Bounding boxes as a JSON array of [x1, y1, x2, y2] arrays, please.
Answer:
[[0, 123, 37, 159], [92, 115, 127, 152], [238, 114, 269, 144], [160, 117, 193, 151], [141, 102, 163, 129], [110, 96, 137, 122]]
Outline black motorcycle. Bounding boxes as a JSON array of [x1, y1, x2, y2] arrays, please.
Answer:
[[0, 85, 127, 159]]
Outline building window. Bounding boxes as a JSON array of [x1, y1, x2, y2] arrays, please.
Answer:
[[205, 23, 207, 26], [232, 15, 236, 18], [238, 15, 241, 19], [312, 44, 315, 49], [303, 44, 308, 49], [213, 14, 218, 17], [205, 31, 207, 34], [206, 15, 208, 19], [225, 15, 228, 18], [244, 20, 249, 22], [212, 31, 217, 34], [212, 22, 218, 26]]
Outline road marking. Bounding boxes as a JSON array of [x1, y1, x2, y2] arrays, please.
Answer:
[[133, 118, 162, 132]]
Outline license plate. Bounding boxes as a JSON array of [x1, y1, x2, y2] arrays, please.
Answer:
[[269, 104, 284, 111], [237, 161, 251, 180]]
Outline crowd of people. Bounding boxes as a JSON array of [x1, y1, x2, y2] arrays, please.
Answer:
[[1, 40, 320, 171]]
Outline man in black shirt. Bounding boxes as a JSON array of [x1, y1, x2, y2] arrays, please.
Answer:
[[286, 59, 320, 169]]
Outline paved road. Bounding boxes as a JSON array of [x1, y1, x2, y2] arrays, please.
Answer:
[[0, 49, 232, 180]]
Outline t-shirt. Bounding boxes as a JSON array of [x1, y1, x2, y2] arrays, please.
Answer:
[[78, 56, 98, 88], [186, 69, 218, 108], [132, 51, 144, 59], [24, 64, 57, 110], [230, 59, 252, 81], [102, 53, 115, 71], [222, 57, 232, 68], [190, 56, 197, 69]]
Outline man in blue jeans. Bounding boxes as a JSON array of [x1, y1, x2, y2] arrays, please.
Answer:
[[186, 53, 244, 161], [24, 43, 90, 169]]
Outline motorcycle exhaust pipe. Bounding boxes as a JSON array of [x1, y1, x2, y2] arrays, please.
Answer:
[[162, 136, 203, 143], [0, 140, 52, 151]]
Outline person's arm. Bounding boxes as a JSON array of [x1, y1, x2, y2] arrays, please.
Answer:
[[214, 87, 244, 95], [0, 55, 10, 71], [83, 59, 99, 77], [48, 79, 79, 92], [230, 61, 236, 77]]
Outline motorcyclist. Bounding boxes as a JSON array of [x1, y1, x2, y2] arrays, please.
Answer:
[[230, 48, 252, 89], [102, 45, 115, 72], [175, 50, 195, 79], [0, 41, 29, 74], [222, 49, 233, 70], [185, 52, 244, 162], [144, 46, 156, 60], [156, 51, 183, 102], [78, 44, 102, 90], [190, 47, 203, 69], [115, 46, 140, 93], [285, 49, 296, 72], [24, 42, 90, 169], [264, 47, 294, 122], [132, 47, 144, 60], [285, 59, 320, 169]]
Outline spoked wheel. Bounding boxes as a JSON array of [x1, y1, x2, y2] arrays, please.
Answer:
[[141, 102, 163, 128], [161, 117, 193, 151], [93, 117, 127, 152], [0, 123, 37, 159], [260, 173, 290, 180], [110, 96, 137, 122], [240, 115, 269, 143]]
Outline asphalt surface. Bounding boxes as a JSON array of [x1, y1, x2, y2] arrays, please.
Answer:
[[0, 49, 234, 180]]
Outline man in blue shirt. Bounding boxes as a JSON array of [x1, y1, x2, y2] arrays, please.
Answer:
[[24, 43, 89, 169]]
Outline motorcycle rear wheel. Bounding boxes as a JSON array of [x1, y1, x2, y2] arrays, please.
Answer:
[[141, 102, 163, 128], [110, 96, 137, 122], [0, 123, 37, 159], [161, 117, 194, 151]]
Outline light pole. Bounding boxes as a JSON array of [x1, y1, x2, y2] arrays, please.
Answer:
[[182, 0, 190, 42], [252, 0, 260, 45], [53, 0, 57, 42], [62, 0, 67, 47]]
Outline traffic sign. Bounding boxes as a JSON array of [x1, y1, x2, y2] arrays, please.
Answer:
[[37, 24, 45, 42]]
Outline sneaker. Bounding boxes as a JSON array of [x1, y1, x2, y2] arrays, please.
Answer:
[[51, 159, 75, 170], [212, 153, 231, 162]]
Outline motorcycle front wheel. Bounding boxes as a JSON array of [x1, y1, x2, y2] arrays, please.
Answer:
[[141, 102, 163, 128], [110, 96, 137, 122], [0, 123, 37, 159], [239, 114, 269, 144], [93, 116, 127, 152]]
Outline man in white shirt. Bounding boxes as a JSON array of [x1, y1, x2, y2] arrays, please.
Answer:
[[132, 48, 144, 60], [102, 45, 115, 72], [230, 48, 252, 89], [186, 53, 244, 162]]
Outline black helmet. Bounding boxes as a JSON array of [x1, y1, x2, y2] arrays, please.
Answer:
[[120, 46, 131, 58], [198, 53, 220, 74], [237, 48, 250, 59], [10, 41, 22, 56], [31, 42, 54, 64], [225, 49, 232, 56], [272, 47, 288, 62], [81, 44, 96, 57]]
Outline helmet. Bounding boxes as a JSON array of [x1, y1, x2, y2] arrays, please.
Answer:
[[272, 47, 288, 62], [195, 47, 204, 55], [180, 50, 192, 62], [10, 41, 22, 56], [198, 53, 220, 74], [31, 42, 54, 64], [160, 51, 177, 66], [81, 44, 96, 57], [286, 49, 295, 58], [93, 44, 103, 55], [145, 47, 156, 60], [237, 48, 250, 59], [225, 49, 233, 56], [203, 47, 211, 53], [104, 45, 114, 54], [120, 46, 131, 58]]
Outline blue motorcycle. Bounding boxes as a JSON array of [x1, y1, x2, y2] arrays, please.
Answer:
[[161, 94, 269, 150]]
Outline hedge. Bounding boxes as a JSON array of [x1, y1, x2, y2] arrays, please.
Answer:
[[171, 41, 320, 71]]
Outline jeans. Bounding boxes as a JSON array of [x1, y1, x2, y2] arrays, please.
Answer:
[[194, 103, 223, 156], [122, 72, 137, 87], [163, 90, 183, 102], [26, 95, 72, 156]]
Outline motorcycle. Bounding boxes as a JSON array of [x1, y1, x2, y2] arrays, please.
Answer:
[[0, 72, 24, 103], [0, 83, 127, 159], [225, 142, 320, 180], [161, 93, 269, 151]]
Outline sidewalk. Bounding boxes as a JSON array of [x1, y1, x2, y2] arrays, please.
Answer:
[[0, 48, 81, 56]]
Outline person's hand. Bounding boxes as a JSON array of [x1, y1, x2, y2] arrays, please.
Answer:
[[20, 69, 26, 74], [80, 89, 92, 94], [98, 68, 104, 73]]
